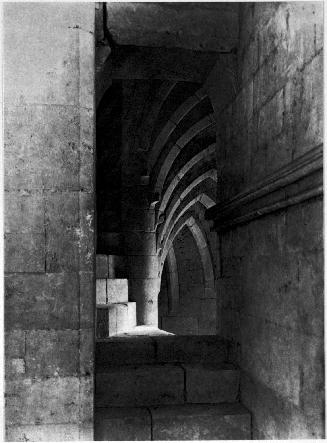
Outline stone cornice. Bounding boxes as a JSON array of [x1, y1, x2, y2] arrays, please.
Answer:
[[206, 144, 323, 232]]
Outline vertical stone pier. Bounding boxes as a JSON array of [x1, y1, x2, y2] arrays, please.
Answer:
[[122, 184, 160, 326], [4, 4, 95, 441]]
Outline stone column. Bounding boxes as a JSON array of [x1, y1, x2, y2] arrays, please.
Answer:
[[122, 184, 160, 326], [4, 4, 95, 441]]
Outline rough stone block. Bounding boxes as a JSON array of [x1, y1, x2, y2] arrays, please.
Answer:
[[5, 233, 45, 273], [5, 273, 79, 330], [96, 337, 156, 367], [107, 279, 128, 303], [96, 279, 107, 304], [5, 377, 80, 425], [95, 407, 151, 441], [96, 255, 109, 279], [184, 364, 239, 403], [151, 403, 251, 440], [25, 330, 79, 378], [96, 365, 184, 407]]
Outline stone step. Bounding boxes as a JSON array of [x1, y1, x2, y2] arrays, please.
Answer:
[[96, 254, 127, 279], [95, 363, 239, 407], [96, 335, 229, 366], [96, 303, 136, 338], [95, 403, 251, 440], [96, 278, 128, 304]]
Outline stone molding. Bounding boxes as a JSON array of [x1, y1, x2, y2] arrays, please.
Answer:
[[206, 144, 323, 232]]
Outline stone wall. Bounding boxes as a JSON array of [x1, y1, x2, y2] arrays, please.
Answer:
[[208, 2, 324, 438], [4, 4, 95, 441]]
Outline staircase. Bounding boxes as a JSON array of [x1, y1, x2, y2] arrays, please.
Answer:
[[96, 254, 137, 337], [95, 254, 252, 440]]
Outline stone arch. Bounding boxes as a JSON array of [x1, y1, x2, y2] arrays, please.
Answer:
[[152, 114, 216, 194], [165, 246, 180, 313], [161, 215, 215, 293], [158, 170, 217, 246], [148, 88, 208, 171], [159, 194, 215, 261], [159, 144, 216, 214]]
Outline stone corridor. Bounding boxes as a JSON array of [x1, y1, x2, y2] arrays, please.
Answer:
[[4, 2, 324, 441]]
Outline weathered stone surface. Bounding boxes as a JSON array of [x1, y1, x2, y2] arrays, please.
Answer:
[[151, 403, 251, 440], [6, 424, 80, 442], [96, 279, 107, 304], [80, 329, 94, 376], [4, 192, 45, 234], [5, 330, 25, 358], [184, 364, 239, 403], [4, 3, 95, 438], [95, 407, 151, 441], [5, 358, 26, 378], [6, 377, 80, 425], [80, 271, 94, 329], [107, 279, 129, 303], [79, 375, 94, 424], [5, 273, 79, 330], [4, 106, 80, 191], [25, 330, 79, 378], [96, 364, 184, 407], [5, 233, 45, 273]]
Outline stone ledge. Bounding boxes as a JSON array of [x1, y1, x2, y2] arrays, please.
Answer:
[[206, 144, 323, 231]]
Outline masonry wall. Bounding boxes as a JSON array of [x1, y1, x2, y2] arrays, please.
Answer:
[[211, 2, 324, 438], [4, 4, 95, 441]]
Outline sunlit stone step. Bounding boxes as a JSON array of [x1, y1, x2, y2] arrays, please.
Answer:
[[96, 278, 128, 304], [96, 302, 136, 338]]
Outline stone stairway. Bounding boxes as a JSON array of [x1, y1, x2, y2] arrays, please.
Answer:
[[95, 255, 251, 440], [96, 254, 137, 337]]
